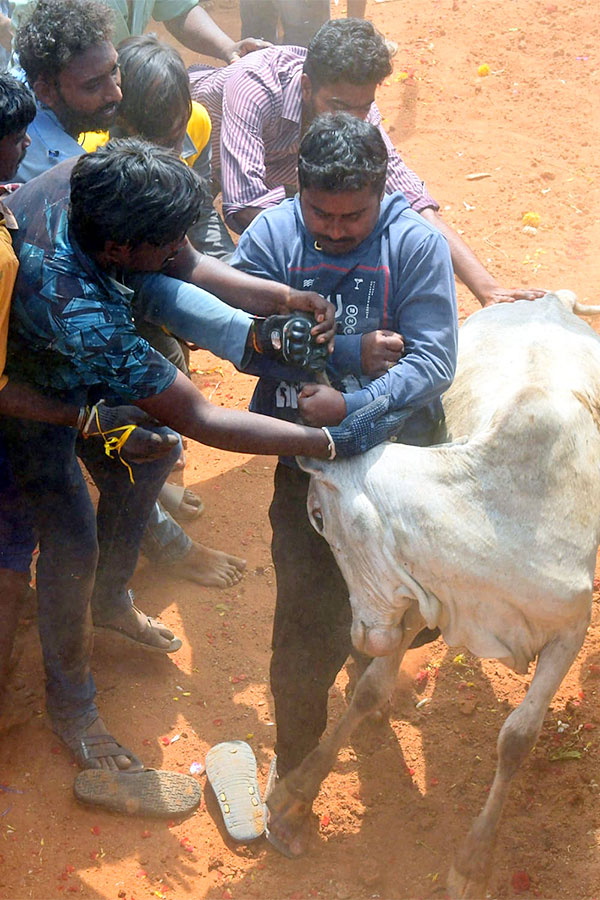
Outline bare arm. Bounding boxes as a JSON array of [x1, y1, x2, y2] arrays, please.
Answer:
[[229, 207, 263, 233], [136, 370, 329, 458], [0, 382, 179, 461], [420, 208, 544, 307], [0, 381, 78, 425], [165, 5, 270, 64]]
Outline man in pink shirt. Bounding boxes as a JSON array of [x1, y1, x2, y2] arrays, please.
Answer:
[[190, 17, 542, 308]]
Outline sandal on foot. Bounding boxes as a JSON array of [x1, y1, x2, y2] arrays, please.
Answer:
[[94, 596, 182, 654], [61, 730, 144, 771], [205, 741, 266, 842], [74, 769, 201, 818], [159, 483, 204, 522]]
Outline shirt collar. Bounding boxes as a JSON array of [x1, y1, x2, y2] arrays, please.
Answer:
[[36, 103, 86, 150]]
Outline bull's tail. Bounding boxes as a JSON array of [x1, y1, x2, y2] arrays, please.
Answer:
[[550, 289, 600, 317]]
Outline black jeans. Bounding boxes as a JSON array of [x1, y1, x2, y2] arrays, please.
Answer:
[[269, 463, 360, 777], [0, 415, 179, 737]]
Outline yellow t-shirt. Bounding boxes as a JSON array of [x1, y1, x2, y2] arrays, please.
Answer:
[[80, 101, 212, 169], [0, 202, 19, 393]]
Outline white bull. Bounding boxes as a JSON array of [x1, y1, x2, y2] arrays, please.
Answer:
[[283, 291, 600, 897]]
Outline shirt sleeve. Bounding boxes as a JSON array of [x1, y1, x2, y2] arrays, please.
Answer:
[[368, 104, 439, 213], [220, 72, 287, 229], [150, 0, 199, 22], [128, 272, 253, 369], [48, 297, 179, 401], [230, 208, 289, 279], [330, 334, 363, 377], [342, 229, 457, 416]]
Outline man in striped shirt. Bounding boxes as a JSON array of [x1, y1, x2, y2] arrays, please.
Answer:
[[190, 17, 543, 308]]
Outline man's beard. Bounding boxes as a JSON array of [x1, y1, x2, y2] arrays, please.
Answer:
[[53, 87, 119, 137]]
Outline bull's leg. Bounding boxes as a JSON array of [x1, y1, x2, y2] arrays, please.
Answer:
[[447, 621, 588, 899], [267, 648, 402, 855], [267, 605, 425, 856]]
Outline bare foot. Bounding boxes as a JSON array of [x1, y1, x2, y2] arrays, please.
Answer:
[[59, 716, 144, 772], [175, 541, 246, 588], [266, 773, 314, 857], [0, 678, 37, 734]]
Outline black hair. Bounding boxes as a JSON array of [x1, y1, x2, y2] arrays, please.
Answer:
[[116, 34, 192, 142], [69, 138, 205, 254], [0, 74, 36, 138], [303, 18, 392, 88], [298, 113, 388, 195], [16, 0, 115, 85]]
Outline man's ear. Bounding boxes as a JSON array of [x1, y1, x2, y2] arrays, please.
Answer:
[[33, 76, 58, 109], [300, 73, 313, 104]]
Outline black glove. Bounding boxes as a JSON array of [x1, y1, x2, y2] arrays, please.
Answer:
[[322, 395, 413, 459], [252, 312, 329, 372], [81, 400, 156, 436]]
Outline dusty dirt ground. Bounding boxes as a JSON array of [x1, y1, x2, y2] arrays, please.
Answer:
[[2, 0, 600, 897]]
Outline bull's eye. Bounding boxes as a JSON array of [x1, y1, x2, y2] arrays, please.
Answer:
[[311, 508, 324, 532]]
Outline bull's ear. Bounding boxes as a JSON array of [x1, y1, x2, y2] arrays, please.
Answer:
[[296, 456, 330, 476]]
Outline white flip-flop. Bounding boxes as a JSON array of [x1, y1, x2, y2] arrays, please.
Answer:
[[205, 741, 266, 842]]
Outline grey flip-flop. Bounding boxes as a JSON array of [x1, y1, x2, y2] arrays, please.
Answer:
[[205, 741, 266, 841]]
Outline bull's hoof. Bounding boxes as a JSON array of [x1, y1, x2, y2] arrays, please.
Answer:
[[266, 774, 315, 858], [447, 863, 488, 900]]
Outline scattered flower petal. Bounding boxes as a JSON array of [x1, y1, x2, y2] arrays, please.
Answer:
[[522, 211, 541, 227], [511, 870, 531, 893]]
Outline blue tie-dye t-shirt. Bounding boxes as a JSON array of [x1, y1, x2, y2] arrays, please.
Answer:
[[4, 159, 177, 404]]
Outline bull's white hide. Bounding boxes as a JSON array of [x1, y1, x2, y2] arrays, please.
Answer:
[[289, 291, 600, 897], [301, 292, 600, 672]]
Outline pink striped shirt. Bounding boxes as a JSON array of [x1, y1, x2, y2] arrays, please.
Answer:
[[189, 46, 438, 232]]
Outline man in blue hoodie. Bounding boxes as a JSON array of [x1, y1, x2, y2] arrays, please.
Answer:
[[232, 112, 459, 855]]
